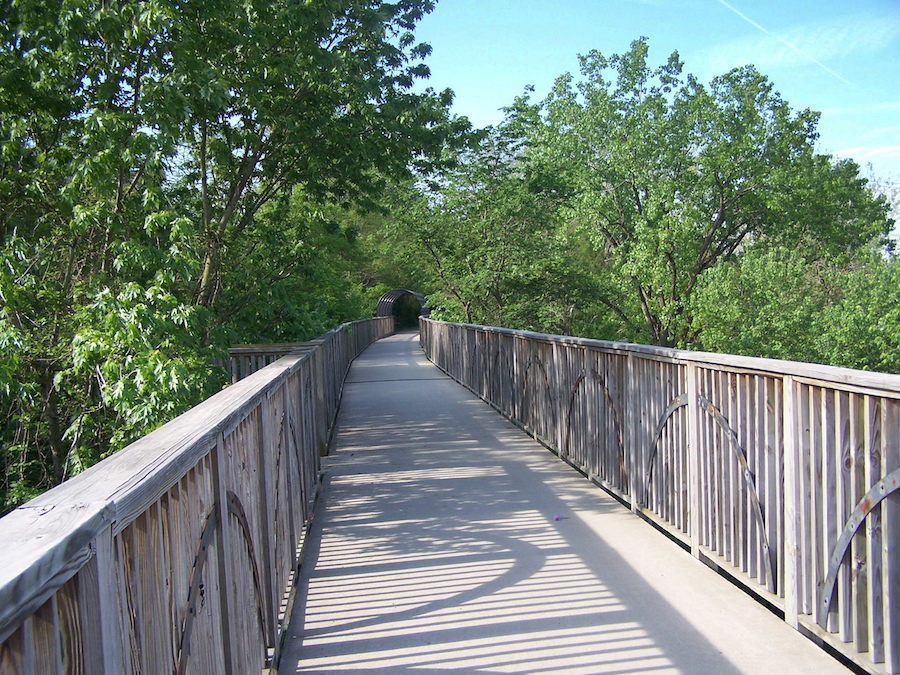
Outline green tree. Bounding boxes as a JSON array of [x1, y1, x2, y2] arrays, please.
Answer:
[[163, 0, 453, 308], [688, 246, 828, 363], [218, 188, 378, 344], [816, 255, 900, 372], [0, 0, 451, 511], [691, 245, 900, 373], [521, 38, 892, 346], [400, 124, 585, 333]]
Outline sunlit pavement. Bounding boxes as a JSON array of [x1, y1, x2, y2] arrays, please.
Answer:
[[280, 332, 850, 675]]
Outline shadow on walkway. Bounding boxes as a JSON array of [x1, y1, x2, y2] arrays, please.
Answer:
[[279, 333, 849, 675]]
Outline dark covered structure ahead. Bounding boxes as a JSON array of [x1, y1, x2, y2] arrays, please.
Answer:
[[376, 289, 429, 329]]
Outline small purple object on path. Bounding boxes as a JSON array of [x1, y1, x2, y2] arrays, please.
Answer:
[[553, 515, 562, 521]]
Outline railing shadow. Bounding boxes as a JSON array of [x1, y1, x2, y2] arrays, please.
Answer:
[[280, 334, 821, 674]]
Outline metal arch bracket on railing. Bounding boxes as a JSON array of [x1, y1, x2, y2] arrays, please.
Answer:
[[698, 395, 777, 594], [817, 468, 900, 628], [522, 354, 557, 426], [643, 393, 689, 504], [643, 392, 776, 593], [271, 411, 286, 630], [563, 371, 589, 460], [177, 507, 219, 675], [490, 342, 513, 399], [225, 491, 270, 647], [288, 412, 310, 523], [176, 494, 269, 675], [564, 367, 627, 485]]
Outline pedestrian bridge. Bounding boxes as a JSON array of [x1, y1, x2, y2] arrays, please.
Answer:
[[1, 319, 899, 674]]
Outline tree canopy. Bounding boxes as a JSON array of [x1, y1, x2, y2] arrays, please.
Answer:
[[396, 124, 587, 330], [0, 0, 457, 510], [393, 39, 892, 350], [1, 24, 897, 511], [516, 38, 891, 346]]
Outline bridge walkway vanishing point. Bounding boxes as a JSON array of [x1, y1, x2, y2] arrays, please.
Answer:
[[279, 332, 851, 675]]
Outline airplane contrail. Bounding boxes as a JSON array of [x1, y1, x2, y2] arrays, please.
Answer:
[[715, 0, 850, 84]]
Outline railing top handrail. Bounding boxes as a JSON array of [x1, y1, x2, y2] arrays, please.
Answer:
[[422, 318, 900, 395], [227, 319, 379, 356], [228, 343, 311, 355]]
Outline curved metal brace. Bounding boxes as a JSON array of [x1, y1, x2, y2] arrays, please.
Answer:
[[699, 395, 776, 594], [177, 506, 219, 675], [176, 493, 269, 674], [491, 345, 513, 402], [288, 412, 309, 523], [226, 491, 270, 646], [563, 367, 627, 486], [271, 411, 286, 586], [817, 467, 900, 628], [643, 393, 689, 504], [562, 372, 588, 459], [522, 355, 557, 427]]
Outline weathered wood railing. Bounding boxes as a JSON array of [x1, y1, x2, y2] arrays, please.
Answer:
[[421, 317, 900, 675], [0, 317, 393, 674], [221, 344, 305, 383]]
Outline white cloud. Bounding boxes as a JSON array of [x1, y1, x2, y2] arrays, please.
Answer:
[[861, 126, 900, 141], [821, 102, 900, 116], [833, 146, 900, 159], [701, 13, 900, 75]]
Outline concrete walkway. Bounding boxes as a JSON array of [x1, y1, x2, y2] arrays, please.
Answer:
[[280, 332, 851, 675]]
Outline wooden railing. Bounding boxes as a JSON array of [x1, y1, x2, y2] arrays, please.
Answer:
[[0, 317, 393, 674], [221, 344, 305, 383], [421, 317, 900, 675]]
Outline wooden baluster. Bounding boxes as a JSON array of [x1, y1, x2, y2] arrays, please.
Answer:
[[823, 389, 838, 631], [883, 398, 900, 672], [784, 374, 801, 629], [866, 396, 885, 663], [688, 363, 701, 559]]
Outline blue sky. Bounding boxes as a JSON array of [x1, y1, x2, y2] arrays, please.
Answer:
[[413, 0, 900, 182]]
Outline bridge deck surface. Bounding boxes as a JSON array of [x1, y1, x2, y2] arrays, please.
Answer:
[[279, 332, 850, 675]]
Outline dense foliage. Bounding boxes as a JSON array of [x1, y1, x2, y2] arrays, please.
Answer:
[[395, 38, 895, 357], [2, 20, 897, 512], [0, 0, 455, 511], [394, 125, 592, 331]]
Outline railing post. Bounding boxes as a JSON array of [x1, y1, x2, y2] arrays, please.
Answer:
[[883, 399, 900, 673], [627, 353, 639, 513], [553, 342, 565, 457], [256, 396, 279, 661], [586, 346, 596, 478], [867, 396, 886, 664], [513, 335, 520, 423], [282, 383, 299, 563], [783, 375, 801, 629], [212, 433, 238, 673], [687, 362, 701, 558], [83, 524, 125, 674]]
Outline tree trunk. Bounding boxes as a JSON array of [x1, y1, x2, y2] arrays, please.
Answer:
[[40, 368, 65, 485], [197, 243, 217, 307]]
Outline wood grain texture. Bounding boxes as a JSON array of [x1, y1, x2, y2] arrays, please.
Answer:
[[420, 320, 900, 675], [0, 317, 390, 674], [0, 622, 27, 674], [0, 501, 113, 645], [32, 596, 60, 675], [56, 573, 81, 673], [882, 399, 900, 672]]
